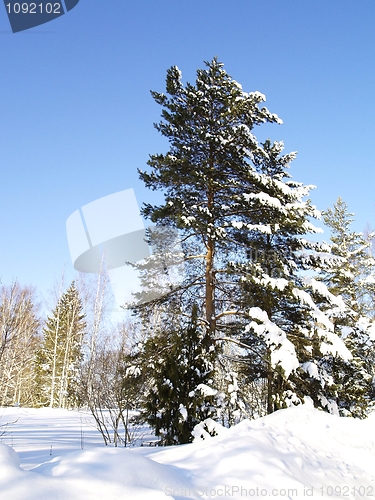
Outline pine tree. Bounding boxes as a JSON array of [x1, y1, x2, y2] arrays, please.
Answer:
[[322, 197, 375, 316], [35, 282, 86, 408], [319, 198, 375, 416], [137, 58, 350, 418], [139, 58, 282, 334]]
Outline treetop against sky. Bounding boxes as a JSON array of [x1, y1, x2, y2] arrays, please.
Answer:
[[1, 0, 375, 296]]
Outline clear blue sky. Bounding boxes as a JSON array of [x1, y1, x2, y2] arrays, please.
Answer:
[[1, 0, 375, 299]]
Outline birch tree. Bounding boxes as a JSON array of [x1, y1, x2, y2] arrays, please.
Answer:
[[0, 283, 40, 406]]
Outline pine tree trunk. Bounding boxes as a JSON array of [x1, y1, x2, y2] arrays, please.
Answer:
[[205, 236, 215, 334], [205, 174, 215, 335]]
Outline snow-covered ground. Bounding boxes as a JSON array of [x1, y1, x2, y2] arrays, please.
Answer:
[[0, 401, 374, 499]]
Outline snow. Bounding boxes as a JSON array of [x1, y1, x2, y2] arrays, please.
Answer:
[[243, 192, 283, 209], [317, 327, 353, 360], [301, 221, 324, 234], [191, 418, 227, 442], [246, 307, 300, 377], [366, 322, 375, 341], [244, 223, 272, 234], [292, 282, 352, 360], [301, 361, 319, 379], [292, 288, 316, 310], [253, 277, 289, 292], [189, 384, 217, 397], [179, 405, 188, 422], [303, 277, 346, 309], [0, 405, 375, 499], [364, 274, 375, 284]]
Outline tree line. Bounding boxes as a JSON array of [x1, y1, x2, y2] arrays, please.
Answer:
[[1, 58, 375, 446]]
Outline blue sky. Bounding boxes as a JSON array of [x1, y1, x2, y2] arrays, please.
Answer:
[[1, 0, 375, 300]]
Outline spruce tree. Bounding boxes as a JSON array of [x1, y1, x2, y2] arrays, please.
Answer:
[[138, 58, 350, 418], [137, 305, 216, 445], [35, 282, 86, 408]]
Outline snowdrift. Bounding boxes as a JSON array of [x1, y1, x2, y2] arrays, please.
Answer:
[[0, 402, 374, 499]]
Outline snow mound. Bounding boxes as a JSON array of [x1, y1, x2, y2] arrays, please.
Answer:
[[33, 447, 192, 499], [142, 404, 375, 498], [0, 445, 193, 500], [0, 443, 22, 480], [1, 404, 375, 499]]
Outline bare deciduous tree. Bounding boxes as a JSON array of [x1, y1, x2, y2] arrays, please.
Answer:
[[0, 282, 40, 406], [79, 320, 144, 446]]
